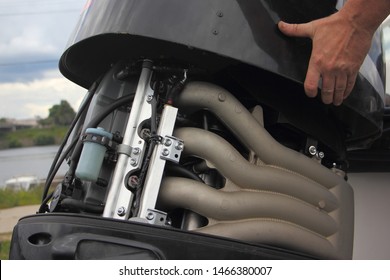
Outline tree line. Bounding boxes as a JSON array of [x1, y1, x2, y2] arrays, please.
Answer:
[[38, 100, 76, 126]]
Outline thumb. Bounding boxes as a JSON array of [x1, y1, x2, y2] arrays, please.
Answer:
[[278, 21, 313, 38]]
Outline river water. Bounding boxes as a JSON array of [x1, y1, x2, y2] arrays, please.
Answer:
[[0, 145, 67, 187]]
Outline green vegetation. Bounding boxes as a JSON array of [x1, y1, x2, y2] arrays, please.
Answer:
[[39, 100, 76, 126], [0, 187, 44, 259], [0, 238, 11, 260], [0, 186, 43, 209], [0, 100, 75, 149], [0, 126, 69, 149]]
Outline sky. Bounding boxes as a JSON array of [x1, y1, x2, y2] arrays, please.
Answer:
[[0, 0, 86, 120]]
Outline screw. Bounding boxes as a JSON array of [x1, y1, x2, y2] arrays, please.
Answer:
[[175, 142, 184, 151], [146, 212, 154, 220], [318, 151, 325, 159], [216, 11, 224, 17], [162, 148, 170, 156], [117, 207, 126, 217], [164, 139, 172, 147], [130, 158, 137, 166], [146, 94, 153, 102], [212, 29, 219, 35], [308, 146, 317, 156], [133, 147, 141, 155]]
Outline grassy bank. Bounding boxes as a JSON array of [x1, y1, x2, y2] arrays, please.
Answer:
[[0, 237, 11, 260], [0, 186, 43, 210], [0, 126, 68, 150], [0, 187, 44, 260]]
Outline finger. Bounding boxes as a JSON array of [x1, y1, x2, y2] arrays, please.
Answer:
[[304, 61, 321, 98], [333, 74, 348, 106], [278, 21, 314, 38], [344, 73, 358, 100], [321, 75, 336, 105]]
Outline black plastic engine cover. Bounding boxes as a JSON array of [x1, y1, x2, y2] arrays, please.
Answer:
[[9, 214, 315, 260], [59, 0, 385, 152]]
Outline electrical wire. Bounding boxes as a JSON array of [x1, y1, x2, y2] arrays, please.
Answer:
[[40, 91, 136, 212], [41, 80, 98, 202]]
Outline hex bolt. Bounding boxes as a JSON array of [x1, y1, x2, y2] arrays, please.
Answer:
[[146, 94, 153, 102], [117, 207, 126, 217], [164, 139, 172, 147], [146, 212, 154, 221], [133, 147, 141, 155], [130, 158, 137, 166], [308, 146, 317, 156], [175, 142, 184, 151], [162, 148, 170, 156]]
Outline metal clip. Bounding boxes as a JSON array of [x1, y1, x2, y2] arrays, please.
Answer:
[[160, 136, 184, 163], [117, 144, 142, 167], [145, 209, 168, 226]]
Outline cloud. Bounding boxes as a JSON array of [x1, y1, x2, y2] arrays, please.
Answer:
[[0, 26, 58, 61], [0, 0, 85, 119], [0, 70, 86, 119], [0, 0, 84, 83]]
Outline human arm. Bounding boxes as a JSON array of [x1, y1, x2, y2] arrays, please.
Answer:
[[278, 0, 390, 106]]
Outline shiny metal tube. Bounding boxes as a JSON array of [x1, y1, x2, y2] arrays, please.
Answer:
[[160, 177, 338, 237], [196, 220, 336, 259], [175, 81, 349, 189], [174, 127, 338, 212], [165, 81, 354, 259]]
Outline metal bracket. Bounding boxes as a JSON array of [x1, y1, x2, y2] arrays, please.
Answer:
[[160, 135, 184, 163], [136, 105, 179, 220], [103, 60, 153, 220], [116, 144, 142, 167], [116, 144, 132, 156], [145, 209, 168, 226]]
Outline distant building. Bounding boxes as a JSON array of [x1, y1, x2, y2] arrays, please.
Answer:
[[0, 118, 39, 132]]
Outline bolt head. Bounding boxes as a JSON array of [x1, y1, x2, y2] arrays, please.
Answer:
[[162, 148, 170, 156], [146, 212, 154, 220], [133, 147, 140, 155], [175, 142, 184, 151], [164, 139, 172, 147], [130, 158, 137, 166], [146, 95, 153, 102], [117, 207, 126, 217], [308, 146, 317, 156]]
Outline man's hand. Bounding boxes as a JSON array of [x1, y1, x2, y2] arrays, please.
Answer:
[[278, 12, 373, 106]]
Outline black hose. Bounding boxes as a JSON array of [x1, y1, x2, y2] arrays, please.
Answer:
[[165, 164, 204, 183], [67, 93, 136, 173], [61, 198, 104, 214], [40, 92, 136, 212], [41, 81, 98, 202]]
